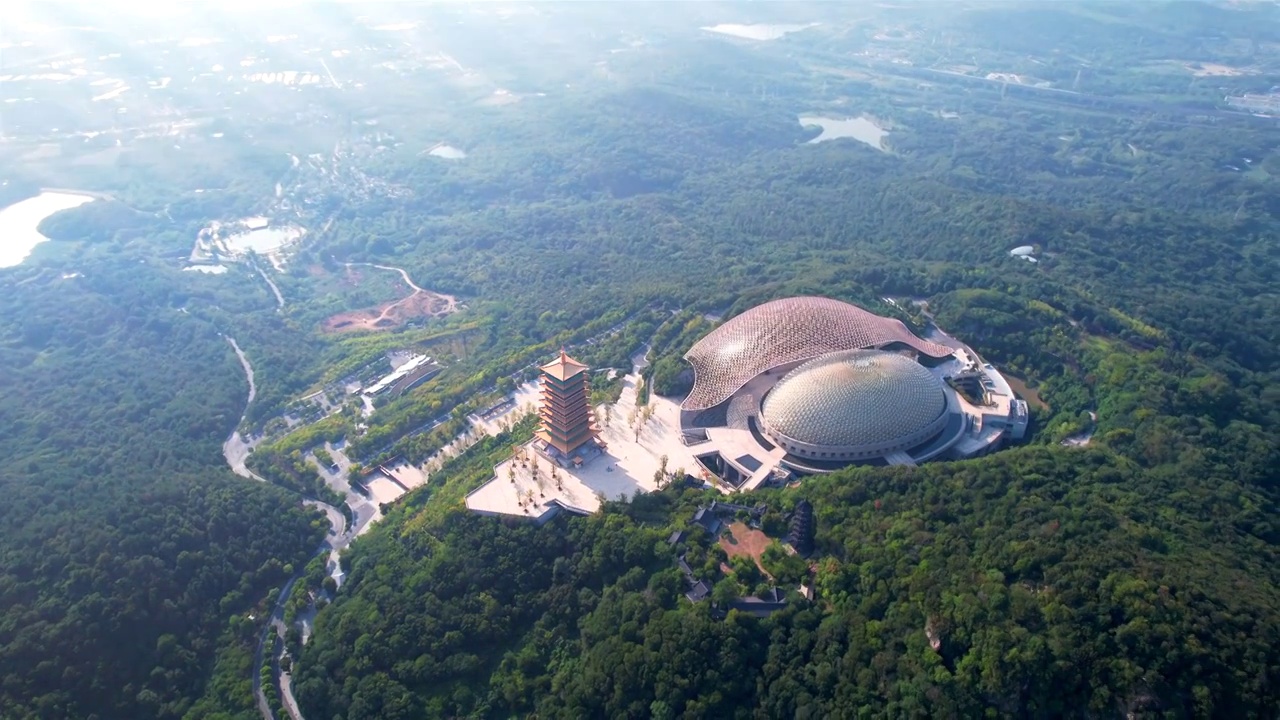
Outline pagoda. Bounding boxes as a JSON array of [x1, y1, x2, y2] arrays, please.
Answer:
[[788, 499, 815, 557], [536, 349, 601, 458]]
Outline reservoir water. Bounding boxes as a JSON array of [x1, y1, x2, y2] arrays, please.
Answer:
[[0, 191, 95, 268], [702, 23, 814, 41], [223, 225, 305, 254], [428, 144, 466, 159], [799, 115, 889, 151]]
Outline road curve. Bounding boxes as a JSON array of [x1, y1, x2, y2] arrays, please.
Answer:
[[234, 306, 641, 719], [222, 337, 266, 482], [221, 335, 342, 720], [254, 259, 286, 309], [344, 261, 459, 314], [347, 261, 422, 293]]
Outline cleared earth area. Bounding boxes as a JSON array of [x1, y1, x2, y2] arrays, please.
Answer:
[[720, 521, 773, 574], [322, 290, 457, 332], [321, 262, 458, 333]]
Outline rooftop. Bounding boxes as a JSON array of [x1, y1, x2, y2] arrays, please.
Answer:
[[683, 296, 951, 411], [540, 349, 590, 382], [761, 350, 947, 449], [363, 354, 432, 395]]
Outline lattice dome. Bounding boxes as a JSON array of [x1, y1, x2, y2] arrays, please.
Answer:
[[682, 297, 951, 410], [760, 350, 947, 451]]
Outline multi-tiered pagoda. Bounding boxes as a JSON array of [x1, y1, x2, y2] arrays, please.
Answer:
[[536, 349, 601, 459]]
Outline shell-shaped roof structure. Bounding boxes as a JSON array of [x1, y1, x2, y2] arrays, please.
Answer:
[[760, 350, 946, 449], [681, 296, 951, 410]]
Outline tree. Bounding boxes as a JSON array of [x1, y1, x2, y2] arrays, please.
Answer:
[[712, 577, 739, 606]]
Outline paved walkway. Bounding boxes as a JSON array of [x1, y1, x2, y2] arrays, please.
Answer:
[[466, 352, 703, 521]]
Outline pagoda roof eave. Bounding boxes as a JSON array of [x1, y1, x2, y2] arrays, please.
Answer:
[[540, 349, 590, 382]]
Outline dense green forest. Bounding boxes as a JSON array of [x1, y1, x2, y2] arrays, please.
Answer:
[[296, 446, 1278, 718], [1, 1, 1278, 718], [0, 251, 326, 718], [287, 4, 1278, 719]]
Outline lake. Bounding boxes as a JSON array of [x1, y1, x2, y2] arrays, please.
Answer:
[[0, 191, 95, 268], [702, 23, 814, 41], [798, 115, 889, 151]]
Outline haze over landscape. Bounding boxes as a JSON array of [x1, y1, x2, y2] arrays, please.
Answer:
[[0, 2, 1278, 719]]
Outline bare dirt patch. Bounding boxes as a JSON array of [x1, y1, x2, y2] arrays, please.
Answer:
[[323, 290, 456, 333], [321, 262, 458, 334], [1184, 62, 1247, 77], [720, 521, 774, 575]]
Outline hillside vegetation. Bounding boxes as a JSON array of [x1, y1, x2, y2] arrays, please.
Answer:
[[0, 254, 326, 719], [289, 5, 1278, 719], [0, 2, 1276, 718]]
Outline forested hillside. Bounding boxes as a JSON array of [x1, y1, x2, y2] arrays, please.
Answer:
[[288, 4, 1279, 719], [0, 1, 1277, 718], [0, 252, 325, 718], [297, 446, 1278, 718]]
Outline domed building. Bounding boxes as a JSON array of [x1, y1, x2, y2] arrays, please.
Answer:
[[759, 350, 950, 463], [682, 296, 952, 412], [679, 297, 1028, 488]]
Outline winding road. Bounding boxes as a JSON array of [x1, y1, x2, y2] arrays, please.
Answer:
[[343, 261, 459, 324], [254, 259, 286, 309], [222, 336, 342, 720], [223, 337, 266, 482], [225, 309, 647, 720]]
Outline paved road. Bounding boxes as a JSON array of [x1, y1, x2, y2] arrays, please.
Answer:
[[253, 259, 286, 309], [222, 337, 267, 481], [252, 573, 297, 720], [252, 499, 347, 720], [237, 308, 652, 720], [222, 337, 346, 720], [280, 666, 302, 720]]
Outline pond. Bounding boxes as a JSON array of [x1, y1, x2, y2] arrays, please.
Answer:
[[222, 225, 305, 254], [428, 144, 466, 160], [798, 115, 889, 151], [0, 191, 95, 268], [1004, 374, 1048, 411]]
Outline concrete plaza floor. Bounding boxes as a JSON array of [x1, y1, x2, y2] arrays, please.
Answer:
[[466, 364, 704, 521]]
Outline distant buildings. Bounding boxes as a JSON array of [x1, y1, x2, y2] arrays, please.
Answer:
[[691, 506, 722, 535], [362, 354, 441, 399], [677, 555, 713, 602], [1009, 245, 1038, 263], [691, 501, 764, 536], [1225, 91, 1280, 117], [672, 502, 796, 615]]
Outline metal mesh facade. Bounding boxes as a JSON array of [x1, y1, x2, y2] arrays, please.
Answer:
[[760, 350, 947, 453], [682, 297, 952, 410]]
